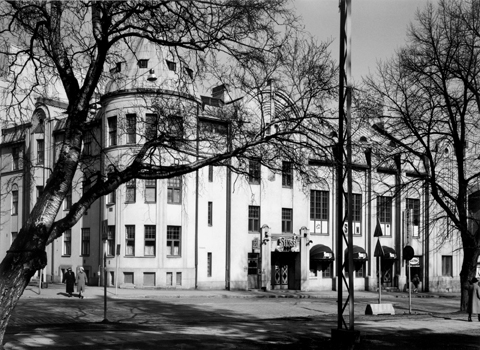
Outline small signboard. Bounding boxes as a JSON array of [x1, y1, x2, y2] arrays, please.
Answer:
[[374, 240, 384, 257], [252, 238, 260, 250]]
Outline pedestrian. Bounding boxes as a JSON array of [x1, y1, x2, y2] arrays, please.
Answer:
[[62, 268, 75, 297], [76, 267, 88, 299], [468, 277, 480, 322], [412, 274, 420, 293]]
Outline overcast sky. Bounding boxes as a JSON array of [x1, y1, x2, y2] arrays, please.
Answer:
[[293, 0, 436, 82]]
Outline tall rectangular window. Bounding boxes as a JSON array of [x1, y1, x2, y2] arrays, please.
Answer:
[[144, 225, 156, 256], [108, 190, 116, 204], [167, 177, 182, 204], [248, 160, 261, 184], [108, 116, 117, 146], [126, 114, 136, 144], [407, 198, 420, 238], [282, 208, 293, 233], [442, 255, 453, 277], [166, 115, 184, 139], [145, 113, 157, 139], [125, 179, 136, 203], [377, 196, 392, 236], [176, 272, 182, 286], [322, 262, 333, 278], [208, 165, 213, 182], [352, 193, 362, 236], [107, 226, 115, 256], [208, 202, 213, 226], [248, 206, 260, 232], [310, 190, 329, 235], [81, 228, 90, 256], [144, 179, 156, 203], [83, 132, 92, 155], [207, 252, 212, 277], [64, 188, 72, 210], [282, 161, 293, 188], [125, 225, 135, 256], [63, 229, 71, 256], [11, 146, 22, 170], [11, 190, 18, 215], [36, 139, 44, 165], [167, 226, 181, 256]]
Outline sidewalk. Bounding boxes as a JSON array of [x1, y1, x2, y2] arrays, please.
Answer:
[[4, 283, 472, 350], [21, 282, 459, 300]]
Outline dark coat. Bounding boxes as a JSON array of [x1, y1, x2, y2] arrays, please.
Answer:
[[62, 270, 75, 294]]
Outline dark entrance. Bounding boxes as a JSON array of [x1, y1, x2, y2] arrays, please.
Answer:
[[271, 252, 298, 290], [247, 253, 260, 289]]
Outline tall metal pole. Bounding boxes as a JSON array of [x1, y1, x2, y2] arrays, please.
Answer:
[[336, 0, 354, 331]]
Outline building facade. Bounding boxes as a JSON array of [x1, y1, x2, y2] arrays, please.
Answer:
[[0, 40, 470, 293]]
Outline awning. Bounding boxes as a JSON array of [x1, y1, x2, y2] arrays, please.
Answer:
[[344, 245, 368, 261], [381, 246, 397, 260], [310, 244, 334, 261]]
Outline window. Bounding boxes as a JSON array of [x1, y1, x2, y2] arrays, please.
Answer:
[[125, 179, 136, 203], [166, 272, 173, 286], [63, 229, 71, 256], [442, 255, 453, 277], [248, 160, 261, 184], [12, 146, 22, 170], [144, 179, 156, 203], [108, 116, 117, 146], [282, 208, 293, 233], [167, 115, 184, 139], [137, 59, 149, 68], [145, 113, 157, 139], [11, 188, 18, 215], [126, 114, 136, 144], [64, 188, 72, 210], [143, 272, 155, 286], [108, 190, 116, 204], [184, 66, 193, 79], [208, 165, 213, 182], [248, 206, 260, 232], [36, 186, 44, 201], [208, 202, 213, 226], [207, 252, 212, 277], [322, 262, 333, 278], [144, 225, 156, 256], [356, 264, 365, 278], [124, 272, 134, 284], [176, 272, 182, 286], [407, 198, 420, 237], [167, 226, 181, 256], [125, 225, 135, 256], [166, 60, 176, 71], [107, 226, 115, 256], [352, 193, 362, 236], [167, 177, 182, 204], [282, 161, 292, 188], [377, 196, 392, 236], [83, 132, 93, 155], [81, 228, 90, 256], [36, 139, 44, 165], [310, 190, 329, 235]]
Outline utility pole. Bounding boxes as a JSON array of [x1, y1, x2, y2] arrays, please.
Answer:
[[332, 0, 359, 346]]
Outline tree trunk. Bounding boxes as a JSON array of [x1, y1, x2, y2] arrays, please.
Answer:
[[0, 227, 47, 345], [459, 242, 479, 311]]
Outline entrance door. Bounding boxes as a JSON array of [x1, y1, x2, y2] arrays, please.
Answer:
[[247, 253, 259, 289], [271, 252, 298, 290]]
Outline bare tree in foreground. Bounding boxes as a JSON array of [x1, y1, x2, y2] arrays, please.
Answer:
[[0, 1, 337, 343], [362, 0, 480, 310]]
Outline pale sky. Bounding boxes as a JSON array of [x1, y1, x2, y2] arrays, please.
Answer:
[[294, 0, 436, 82]]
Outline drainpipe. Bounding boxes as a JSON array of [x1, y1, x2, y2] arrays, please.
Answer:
[[424, 182, 430, 292], [365, 148, 372, 277], [194, 104, 199, 289], [225, 121, 232, 290], [395, 155, 401, 279]]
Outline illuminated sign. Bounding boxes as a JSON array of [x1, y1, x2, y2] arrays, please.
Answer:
[[275, 236, 299, 252]]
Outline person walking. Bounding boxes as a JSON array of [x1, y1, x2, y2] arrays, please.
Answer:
[[468, 277, 480, 322], [76, 267, 88, 299], [62, 268, 75, 297]]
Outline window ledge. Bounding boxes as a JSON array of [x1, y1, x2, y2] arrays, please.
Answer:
[[167, 255, 182, 258]]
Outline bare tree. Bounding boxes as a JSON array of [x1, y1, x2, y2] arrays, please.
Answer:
[[0, 0, 336, 343], [362, 0, 480, 310]]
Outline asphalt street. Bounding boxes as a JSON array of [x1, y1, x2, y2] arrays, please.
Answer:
[[2, 283, 480, 349]]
